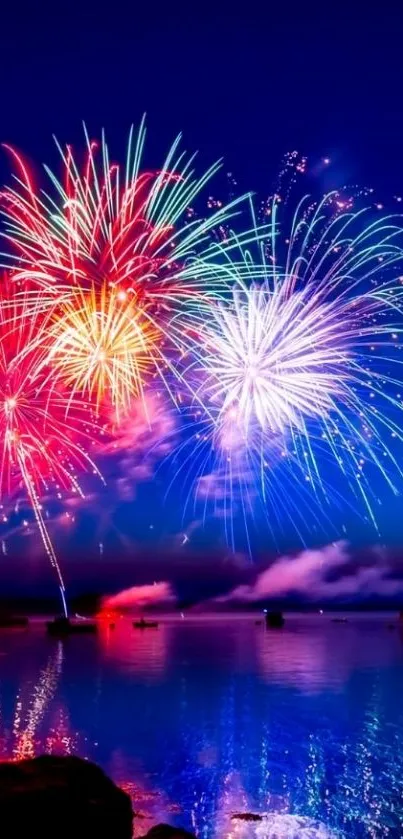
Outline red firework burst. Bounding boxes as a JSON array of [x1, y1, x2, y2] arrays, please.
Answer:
[[0, 277, 102, 598], [0, 121, 240, 315]]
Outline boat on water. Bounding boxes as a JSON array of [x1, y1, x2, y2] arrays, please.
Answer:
[[46, 617, 97, 636], [95, 610, 120, 630], [133, 618, 159, 629], [265, 611, 285, 629]]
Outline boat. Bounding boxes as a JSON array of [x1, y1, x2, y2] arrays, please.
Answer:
[[133, 618, 159, 629], [265, 611, 285, 629], [46, 617, 97, 636], [331, 617, 348, 623], [95, 610, 119, 630], [0, 614, 28, 629]]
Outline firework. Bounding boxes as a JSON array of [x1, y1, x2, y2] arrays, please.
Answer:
[[3, 127, 403, 553], [171, 196, 403, 543], [0, 121, 266, 409], [0, 122, 257, 320], [195, 281, 344, 434], [0, 281, 102, 612], [46, 284, 157, 418]]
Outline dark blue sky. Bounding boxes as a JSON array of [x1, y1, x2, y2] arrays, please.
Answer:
[[1, 0, 403, 591], [1, 0, 403, 194]]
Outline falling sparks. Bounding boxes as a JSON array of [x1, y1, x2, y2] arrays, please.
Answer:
[[0, 282, 103, 611]]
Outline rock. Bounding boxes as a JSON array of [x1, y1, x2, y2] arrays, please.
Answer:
[[0, 755, 133, 839], [145, 824, 197, 839], [232, 813, 264, 821]]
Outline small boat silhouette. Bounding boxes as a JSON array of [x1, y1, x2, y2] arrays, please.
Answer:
[[265, 611, 285, 629], [46, 617, 97, 636], [133, 618, 159, 629]]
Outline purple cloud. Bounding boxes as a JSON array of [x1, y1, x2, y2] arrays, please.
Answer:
[[215, 541, 403, 604]]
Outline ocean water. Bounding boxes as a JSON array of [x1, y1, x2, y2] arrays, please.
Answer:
[[0, 614, 402, 838]]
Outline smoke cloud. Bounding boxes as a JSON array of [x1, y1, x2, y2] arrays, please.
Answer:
[[103, 581, 176, 611], [216, 541, 403, 605]]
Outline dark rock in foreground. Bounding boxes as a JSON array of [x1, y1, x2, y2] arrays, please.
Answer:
[[0, 755, 133, 839], [145, 824, 197, 839]]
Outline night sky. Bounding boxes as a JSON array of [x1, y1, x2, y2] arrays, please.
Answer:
[[2, 1, 403, 193], [1, 0, 403, 598]]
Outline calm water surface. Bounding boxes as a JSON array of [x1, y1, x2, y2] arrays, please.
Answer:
[[0, 614, 402, 838]]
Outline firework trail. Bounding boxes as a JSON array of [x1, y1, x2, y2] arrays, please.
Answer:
[[0, 281, 102, 613]]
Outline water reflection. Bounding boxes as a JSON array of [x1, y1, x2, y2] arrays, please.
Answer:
[[0, 616, 402, 838], [98, 620, 169, 680], [256, 617, 403, 692], [0, 638, 78, 759]]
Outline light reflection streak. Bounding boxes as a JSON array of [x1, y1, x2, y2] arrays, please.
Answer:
[[0, 640, 79, 760]]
